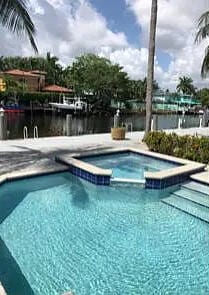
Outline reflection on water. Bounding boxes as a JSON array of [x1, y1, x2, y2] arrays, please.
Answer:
[[5, 112, 201, 139]]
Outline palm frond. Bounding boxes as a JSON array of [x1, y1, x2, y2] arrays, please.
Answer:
[[195, 11, 209, 43], [201, 46, 209, 78], [0, 0, 38, 52]]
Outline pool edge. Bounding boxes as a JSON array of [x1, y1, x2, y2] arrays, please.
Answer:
[[56, 148, 206, 189]]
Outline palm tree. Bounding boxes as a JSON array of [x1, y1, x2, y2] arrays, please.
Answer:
[[176, 76, 196, 95], [195, 11, 209, 77], [144, 0, 158, 139], [0, 0, 38, 52]]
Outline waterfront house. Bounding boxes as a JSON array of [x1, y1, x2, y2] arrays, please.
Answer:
[[0, 70, 73, 94], [0, 69, 46, 92]]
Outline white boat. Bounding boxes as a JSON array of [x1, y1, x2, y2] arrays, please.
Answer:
[[49, 96, 88, 112]]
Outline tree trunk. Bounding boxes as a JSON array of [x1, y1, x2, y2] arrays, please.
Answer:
[[144, 0, 158, 139]]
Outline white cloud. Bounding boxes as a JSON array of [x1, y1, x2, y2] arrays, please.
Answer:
[[126, 0, 207, 53], [0, 0, 128, 64], [29, 0, 45, 15], [124, 0, 209, 89], [99, 47, 148, 80], [99, 46, 163, 86], [1, 0, 209, 90]]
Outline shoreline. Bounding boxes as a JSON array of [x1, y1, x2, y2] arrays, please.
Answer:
[[21, 107, 203, 117]]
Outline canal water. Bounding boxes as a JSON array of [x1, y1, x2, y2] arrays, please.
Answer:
[[5, 113, 201, 139]]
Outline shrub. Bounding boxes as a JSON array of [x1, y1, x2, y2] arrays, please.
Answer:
[[145, 131, 209, 164]]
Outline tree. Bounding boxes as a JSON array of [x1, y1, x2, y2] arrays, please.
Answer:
[[128, 79, 146, 101], [0, 53, 64, 85], [176, 76, 196, 95], [0, 0, 38, 52], [144, 0, 158, 139], [68, 54, 129, 107], [195, 11, 209, 77], [45, 52, 63, 85], [128, 78, 159, 101], [3, 75, 28, 93], [196, 88, 209, 106]]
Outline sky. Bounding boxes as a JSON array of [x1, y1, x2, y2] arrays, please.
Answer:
[[1, 0, 209, 90]]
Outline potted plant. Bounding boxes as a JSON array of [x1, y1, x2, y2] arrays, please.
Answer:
[[111, 110, 126, 140]]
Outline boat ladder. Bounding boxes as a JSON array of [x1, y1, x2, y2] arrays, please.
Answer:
[[23, 126, 28, 139], [34, 126, 39, 139]]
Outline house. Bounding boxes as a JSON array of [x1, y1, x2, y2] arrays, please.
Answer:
[[0, 69, 74, 98], [0, 69, 46, 92], [0, 78, 6, 92]]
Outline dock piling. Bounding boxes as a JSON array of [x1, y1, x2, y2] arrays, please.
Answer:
[[0, 109, 7, 140], [199, 117, 203, 128], [66, 114, 72, 136]]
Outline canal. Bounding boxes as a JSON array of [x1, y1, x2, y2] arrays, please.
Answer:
[[5, 112, 202, 139]]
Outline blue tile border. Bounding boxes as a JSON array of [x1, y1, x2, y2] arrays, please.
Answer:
[[68, 164, 110, 185], [145, 168, 204, 189], [56, 149, 206, 188]]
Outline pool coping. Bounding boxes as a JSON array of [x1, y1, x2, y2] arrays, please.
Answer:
[[0, 147, 206, 189], [55, 147, 206, 189], [0, 283, 6, 295], [56, 154, 112, 185], [190, 170, 209, 186], [0, 165, 69, 187]]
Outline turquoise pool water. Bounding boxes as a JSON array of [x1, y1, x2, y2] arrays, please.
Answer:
[[81, 152, 180, 179], [0, 172, 209, 295]]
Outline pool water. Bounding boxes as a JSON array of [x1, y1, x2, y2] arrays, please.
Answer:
[[81, 152, 180, 179], [0, 172, 209, 295]]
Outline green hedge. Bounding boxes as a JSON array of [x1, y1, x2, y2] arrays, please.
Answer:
[[145, 131, 209, 164]]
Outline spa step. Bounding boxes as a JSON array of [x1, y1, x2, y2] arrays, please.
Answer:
[[173, 189, 209, 208], [162, 194, 209, 223], [181, 181, 209, 196], [111, 178, 145, 185]]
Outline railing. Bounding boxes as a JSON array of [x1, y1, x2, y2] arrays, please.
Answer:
[[23, 126, 39, 139], [125, 122, 133, 133], [23, 126, 28, 139], [34, 126, 39, 139]]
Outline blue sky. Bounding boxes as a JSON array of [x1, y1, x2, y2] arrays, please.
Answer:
[[89, 0, 171, 71], [89, 0, 140, 46], [0, 0, 208, 89]]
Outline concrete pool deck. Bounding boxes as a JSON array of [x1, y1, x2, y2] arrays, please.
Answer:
[[0, 127, 209, 183], [0, 132, 147, 178]]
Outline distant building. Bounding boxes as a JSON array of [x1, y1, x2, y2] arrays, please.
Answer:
[[0, 78, 6, 92], [42, 84, 73, 93], [0, 69, 73, 93], [0, 69, 46, 92]]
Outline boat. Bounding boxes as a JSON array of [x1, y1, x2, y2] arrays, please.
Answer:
[[49, 96, 89, 113], [0, 103, 24, 113]]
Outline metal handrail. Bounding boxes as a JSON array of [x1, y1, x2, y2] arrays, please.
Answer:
[[34, 126, 39, 139], [23, 126, 28, 139], [125, 122, 133, 133]]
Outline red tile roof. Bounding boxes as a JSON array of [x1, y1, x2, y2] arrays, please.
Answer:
[[4, 69, 40, 77], [42, 84, 73, 93], [31, 70, 47, 75]]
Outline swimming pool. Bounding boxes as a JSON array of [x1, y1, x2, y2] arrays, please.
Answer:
[[0, 172, 208, 295], [80, 152, 180, 179]]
